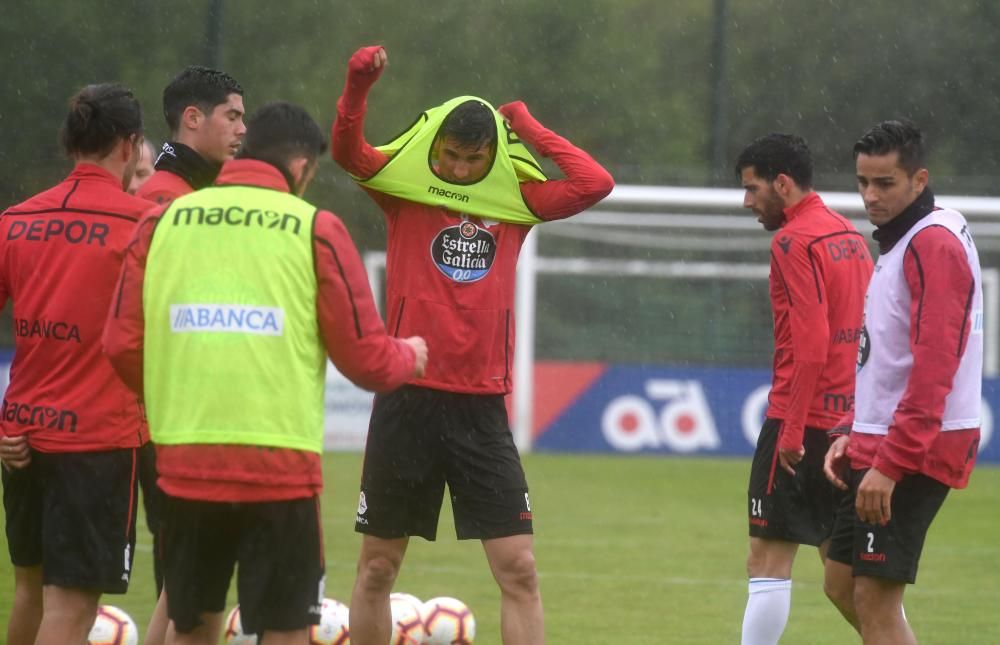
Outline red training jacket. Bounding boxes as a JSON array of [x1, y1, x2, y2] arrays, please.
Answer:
[[0, 164, 150, 452], [766, 192, 873, 451], [134, 168, 193, 205], [332, 65, 614, 394], [104, 159, 417, 502]]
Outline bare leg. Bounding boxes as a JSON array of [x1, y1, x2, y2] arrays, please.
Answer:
[[165, 611, 224, 645], [144, 589, 169, 645], [349, 535, 408, 645], [259, 628, 310, 644], [741, 537, 798, 645], [483, 534, 544, 645], [855, 576, 914, 645], [823, 558, 860, 632], [6, 565, 43, 645], [33, 585, 100, 645]]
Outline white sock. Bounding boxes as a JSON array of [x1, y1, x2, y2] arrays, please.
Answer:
[[741, 577, 792, 645]]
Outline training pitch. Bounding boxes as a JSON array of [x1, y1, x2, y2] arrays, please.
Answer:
[[2, 453, 998, 643]]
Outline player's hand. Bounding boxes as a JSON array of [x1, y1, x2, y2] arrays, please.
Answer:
[[777, 445, 805, 475], [823, 435, 851, 490], [856, 467, 895, 526], [347, 46, 387, 91], [0, 435, 31, 469], [402, 336, 428, 378], [498, 101, 545, 144]]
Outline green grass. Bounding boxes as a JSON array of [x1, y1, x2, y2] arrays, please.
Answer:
[[2, 454, 998, 644]]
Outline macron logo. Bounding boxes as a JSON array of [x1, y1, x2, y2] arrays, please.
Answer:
[[170, 304, 284, 336]]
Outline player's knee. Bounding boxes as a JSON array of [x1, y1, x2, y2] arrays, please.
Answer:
[[823, 576, 851, 613], [495, 550, 539, 596], [357, 554, 401, 591]]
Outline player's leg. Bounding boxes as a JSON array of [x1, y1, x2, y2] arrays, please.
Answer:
[[849, 472, 949, 644], [742, 537, 797, 645], [444, 390, 539, 644], [482, 534, 543, 645], [161, 498, 238, 645], [823, 470, 860, 631], [3, 459, 45, 645], [33, 585, 100, 645], [854, 576, 913, 645], [235, 497, 325, 645], [743, 420, 799, 644], [6, 565, 43, 645], [34, 449, 138, 644], [351, 385, 443, 644], [350, 534, 410, 644], [145, 591, 169, 645]]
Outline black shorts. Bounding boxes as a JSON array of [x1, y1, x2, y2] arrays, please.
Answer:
[[747, 418, 838, 546], [162, 495, 325, 635], [2, 448, 138, 594], [137, 441, 165, 594], [827, 469, 949, 584], [357, 385, 532, 541]]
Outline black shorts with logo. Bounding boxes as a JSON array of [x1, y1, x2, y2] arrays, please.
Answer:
[[161, 495, 325, 635], [137, 441, 165, 594], [2, 448, 138, 594], [827, 468, 949, 583], [747, 418, 838, 546], [357, 385, 533, 541]]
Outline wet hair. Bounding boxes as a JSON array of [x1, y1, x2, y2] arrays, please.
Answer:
[[853, 119, 926, 176], [237, 101, 327, 176], [162, 65, 243, 133], [59, 83, 143, 158], [438, 100, 497, 150], [735, 133, 813, 189]]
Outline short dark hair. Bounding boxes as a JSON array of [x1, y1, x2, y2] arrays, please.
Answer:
[[237, 101, 327, 174], [162, 65, 243, 133], [853, 119, 925, 175], [438, 100, 497, 150], [735, 133, 813, 189], [59, 83, 143, 158]]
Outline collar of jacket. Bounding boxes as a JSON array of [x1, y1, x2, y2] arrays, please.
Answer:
[[872, 187, 936, 253], [153, 141, 222, 190]]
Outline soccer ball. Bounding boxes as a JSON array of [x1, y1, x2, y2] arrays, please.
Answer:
[[390, 594, 428, 644], [88, 605, 139, 645], [309, 598, 351, 645], [422, 597, 475, 645], [224, 605, 258, 645]]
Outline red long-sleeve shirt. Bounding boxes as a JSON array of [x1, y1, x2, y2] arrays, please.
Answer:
[[332, 68, 614, 394], [847, 224, 979, 487], [0, 164, 150, 452], [104, 160, 416, 501], [766, 193, 873, 451], [134, 169, 192, 205]]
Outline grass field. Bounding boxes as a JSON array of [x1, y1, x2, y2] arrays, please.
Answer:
[[2, 453, 998, 644]]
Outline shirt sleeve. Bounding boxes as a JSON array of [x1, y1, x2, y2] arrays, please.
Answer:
[[103, 208, 164, 395], [313, 210, 416, 392], [517, 127, 615, 222], [874, 226, 975, 480], [770, 234, 829, 451]]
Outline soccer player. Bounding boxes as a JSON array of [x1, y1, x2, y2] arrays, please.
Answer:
[[104, 101, 426, 645], [127, 139, 157, 195], [823, 120, 982, 644], [0, 83, 150, 645], [331, 45, 614, 645], [137, 65, 246, 204], [736, 134, 873, 645]]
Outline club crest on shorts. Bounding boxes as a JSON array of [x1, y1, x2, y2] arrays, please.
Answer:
[[430, 220, 497, 283], [357, 491, 368, 515]]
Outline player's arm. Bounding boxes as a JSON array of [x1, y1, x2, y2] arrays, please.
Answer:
[[770, 235, 830, 469], [313, 210, 425, 391], [873, 226, 975, 481], [498, 101, 614, 221], [103, 209, 164, 395], [331, 45, 391, 180]]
